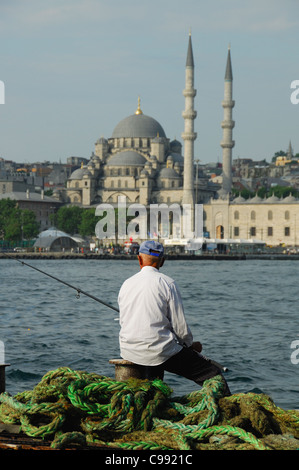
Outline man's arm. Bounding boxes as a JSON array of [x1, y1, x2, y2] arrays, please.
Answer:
[[168, 282, 193, 347]]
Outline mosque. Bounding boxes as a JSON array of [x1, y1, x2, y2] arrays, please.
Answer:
[[66, 34, 217, 209], [65, 34, 299, 248]]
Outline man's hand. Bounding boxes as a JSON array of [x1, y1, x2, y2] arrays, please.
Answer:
[[192, 342, 202, 353]]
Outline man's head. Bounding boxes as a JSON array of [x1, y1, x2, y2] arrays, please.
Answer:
[[137, 240, 165, 269]]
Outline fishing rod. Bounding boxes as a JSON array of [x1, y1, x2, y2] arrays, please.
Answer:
[[8, 255, 119, 313], [7, 255, 228, 372]]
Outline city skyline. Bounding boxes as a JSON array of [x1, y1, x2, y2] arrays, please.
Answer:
[[0, 0, 298, 165]]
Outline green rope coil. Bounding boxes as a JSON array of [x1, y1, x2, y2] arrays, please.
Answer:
[[0, 367, 298, 450], [108, 440, 173, 451], [186, 425, 270, 450]]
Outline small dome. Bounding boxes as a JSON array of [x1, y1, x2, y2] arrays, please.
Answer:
[[249, 194, 262, 203], [170, 139, 182, 152], [282, 193, 297, 203], [265, 194, 280, 203], [106, 151, 147, 166], [168, 152, 184, 163], [217, 188, 229, 200], [159, 167, 180, 179], [232, 194, 245, 203], [69, 167, 91, 180]]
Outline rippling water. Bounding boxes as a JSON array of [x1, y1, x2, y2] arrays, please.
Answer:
[[0, 258, 298, 409]]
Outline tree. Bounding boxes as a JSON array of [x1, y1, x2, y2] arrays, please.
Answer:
[[231, 188, 254, 199], [52, 206, 83, 234], [79, 208, 99, 236], [268, 185, 299, 199], [51, 205, 137, 239], [5, 216, 22, 240], [22, 209, 39, 239], [0, 200, 22, 240], [0, 199, 39, 241]]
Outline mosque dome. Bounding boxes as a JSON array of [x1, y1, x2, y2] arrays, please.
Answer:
[[282, 194, 297, 203], [170, 139, 182, 153], [112, 114, 166, 139], [265, 194, 280, 203], [69, 167, 91, 180], [159, 167, 180, 178], [168, 152, 184, 163], [111, 99, 166, 139], [106, 150, 147, 166], [232, 194, 245, 203], [249, 194, 263, 203]]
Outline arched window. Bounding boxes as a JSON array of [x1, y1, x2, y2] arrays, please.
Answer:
[[234, 210, 239, 220], [268, 210, 273, 220], [216, 225, 224, 239], [285, 210, 290, 220], [251, 210, 256, 220]]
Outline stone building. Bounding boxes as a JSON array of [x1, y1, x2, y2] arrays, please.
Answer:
[[204, 194, 299, 247], [0, 189, 62, 231], [64, 33, 299, 247]]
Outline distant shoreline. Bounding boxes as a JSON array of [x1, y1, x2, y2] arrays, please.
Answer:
[[1, 252, 299, 261]]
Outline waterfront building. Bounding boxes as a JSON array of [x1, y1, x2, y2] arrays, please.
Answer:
[[63, 34, 299, 248], [0, 189, 62, 231], [204, 194, 299, 247]]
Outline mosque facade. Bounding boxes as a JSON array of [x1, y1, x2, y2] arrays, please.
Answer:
[[66, 34, 217, 209], [65, 34, 299, 247]]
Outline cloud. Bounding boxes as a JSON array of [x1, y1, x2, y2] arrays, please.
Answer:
[[1, 0, 298, 38], [160, 0, 299, 34], [0, 0, 150, 31]]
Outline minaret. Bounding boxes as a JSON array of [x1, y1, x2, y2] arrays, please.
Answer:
[[287, 140, 293, 159], [182, 32, 197, 211], [220, 45, 235, 195]]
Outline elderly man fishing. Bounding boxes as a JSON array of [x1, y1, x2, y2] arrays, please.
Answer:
[[118, 240, 231, 395]]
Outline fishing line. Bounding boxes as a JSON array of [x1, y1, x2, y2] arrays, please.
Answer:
[[8, 255, 119, 313], [7, 255, 228, 372]]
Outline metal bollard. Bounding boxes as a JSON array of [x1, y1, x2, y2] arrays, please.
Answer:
[[109, 359, 163, 381], [0, 364, 10, 394]]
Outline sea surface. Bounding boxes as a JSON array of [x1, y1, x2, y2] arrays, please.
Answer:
[[0, 258, 298, 410]]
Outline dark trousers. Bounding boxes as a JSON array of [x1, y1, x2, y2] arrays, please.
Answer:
[[143, 347, 231, 396]]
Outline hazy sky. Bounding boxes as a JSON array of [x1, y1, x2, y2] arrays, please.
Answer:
[[0, 0, 298, 165]]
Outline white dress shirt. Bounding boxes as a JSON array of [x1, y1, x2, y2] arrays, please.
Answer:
[[118, 265, 193, 366]]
